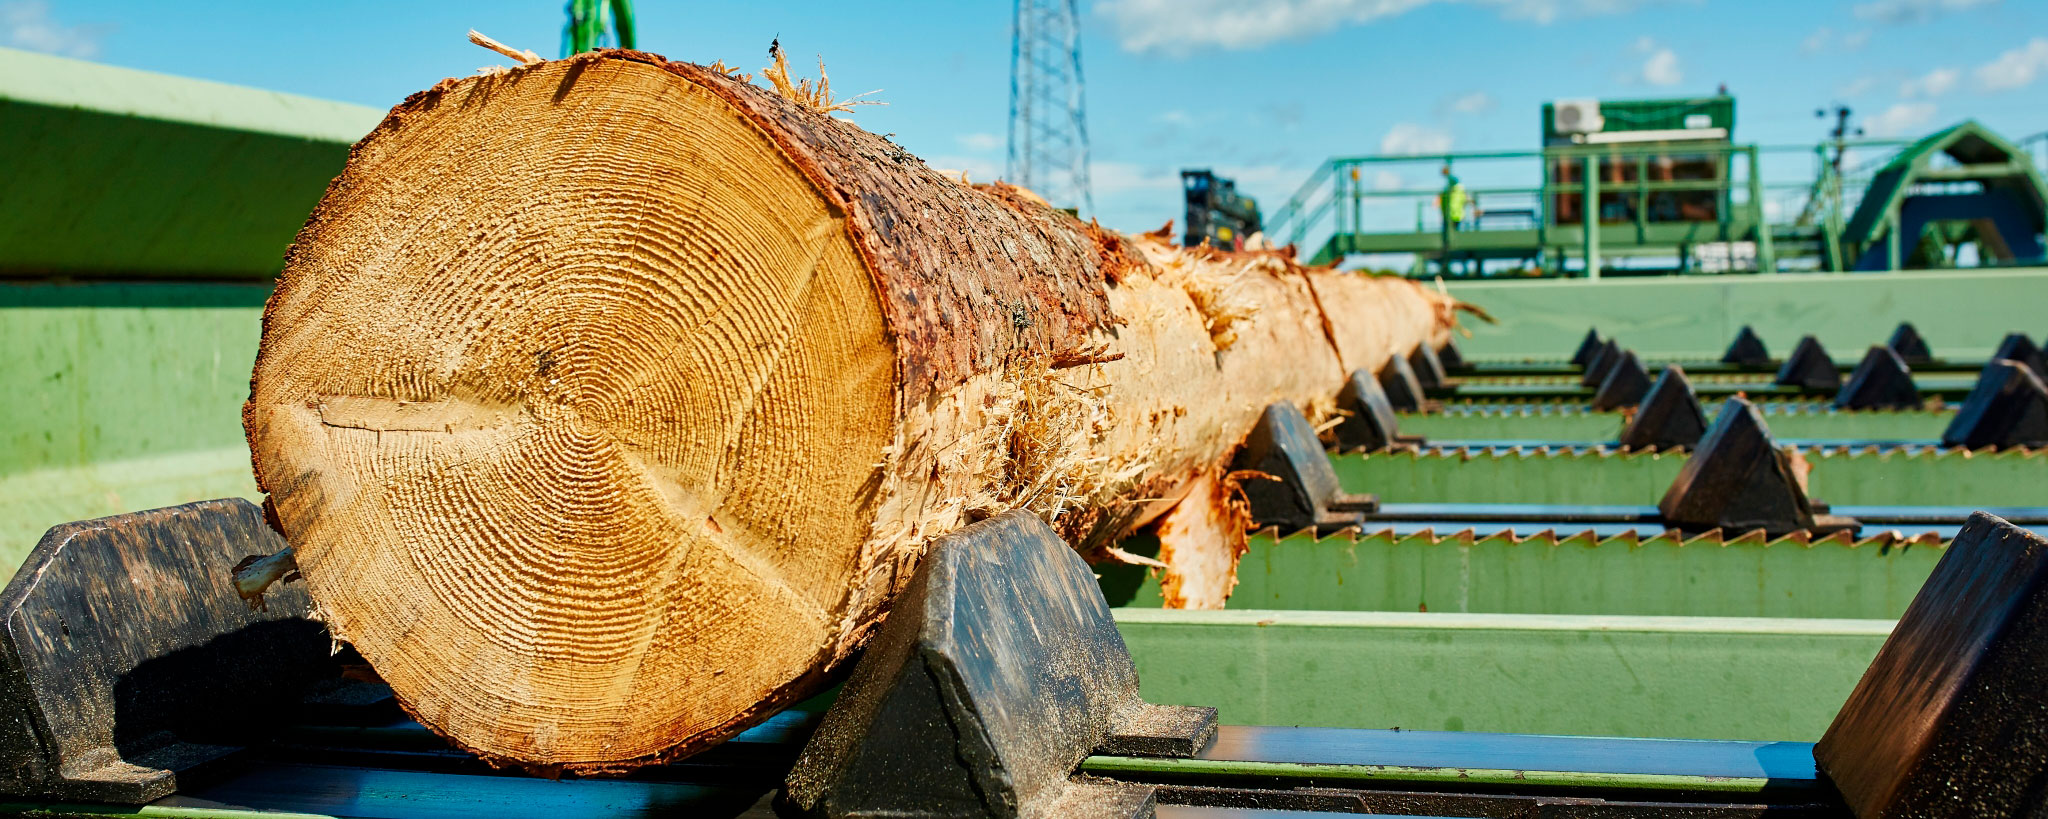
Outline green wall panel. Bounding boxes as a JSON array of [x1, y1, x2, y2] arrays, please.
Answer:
[[1331, 448, 2048, 507], [0, 47, 380, 278], [1399, 407, 1958, 442], [1116, 609, 1889, 742], [1447, 268, 2048, 364], [0, 282, 267, 574]]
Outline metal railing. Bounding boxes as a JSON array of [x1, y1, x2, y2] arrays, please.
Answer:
[[1262, 137, 1920, 276]]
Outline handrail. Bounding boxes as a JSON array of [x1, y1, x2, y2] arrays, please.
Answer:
[[1265, 132, 1961, 272]]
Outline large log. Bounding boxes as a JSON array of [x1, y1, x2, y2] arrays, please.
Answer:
[[243, 49, 1465, 772]]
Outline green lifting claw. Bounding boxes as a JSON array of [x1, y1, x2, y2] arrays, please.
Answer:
[[562, 0, 636, 57]]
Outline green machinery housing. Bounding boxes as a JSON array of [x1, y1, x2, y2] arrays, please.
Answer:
[[1266, 94, 2048, 277]]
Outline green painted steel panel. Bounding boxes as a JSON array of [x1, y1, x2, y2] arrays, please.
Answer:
[[1330, 448, 2048, 507], [1445, 267, 2048, 363], [1399, 407, 1957, 442], [0, 47, 382, 277], [0, 283, 266, 575], [1211, 530, 1935, 619], [1114, 609, 1889, 741]]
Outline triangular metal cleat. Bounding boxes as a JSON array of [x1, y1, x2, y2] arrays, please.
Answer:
[[1658, 397, 1858, 537], [1617, 365, 1709, 450], [1378, 355, 1426, 412], [1722, 325, 1771, 366], [1941, 359, 2048, 449], [1818, 513, 2048, 819], [1408, 344, 1448, 391], [1886, 322, 1932, 365], [1591, 349, 1653, 410], [1569, 328, 1602, 367], [1334, 369, 1424, 451], [1436, 338, 1468, 372], [1989, 333, 2047, 380], [1230, 402, 1379, 533], [781, 510, 1215, 819], [1579, 338, 1623, 388], [1774, 335, 1841, 392], [1834, 346, 1922, 410]]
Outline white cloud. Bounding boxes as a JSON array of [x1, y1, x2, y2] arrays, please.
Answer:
[[1806, 26, 1874, 54], [2, 0, 107, 57], [1371, 169, 1406, 191], [1899, 66, 1960, 98], [1640, 46, 1682, 86], [1096, 0, 1651, 55], [1800, 26, 1833, 55], [1380, 122, 1453, 155], [956, 133, 1003, 152], [1975, 37, 2048, 92], [1853, 0, 1995, 24], [1445, 91, 1496, 115], [1866, 101, 1937, 136], [1839, 75, 1879, 97]]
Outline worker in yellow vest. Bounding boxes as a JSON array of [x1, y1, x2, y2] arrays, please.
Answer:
[[1440, 166, 1468, 230]]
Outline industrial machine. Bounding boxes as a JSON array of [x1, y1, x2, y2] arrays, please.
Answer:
[[1181, 169, 1263, 250], [1263, 94, 2048, 277]]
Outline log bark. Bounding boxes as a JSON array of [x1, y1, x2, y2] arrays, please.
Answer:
[[243, 50, 1465, 772]]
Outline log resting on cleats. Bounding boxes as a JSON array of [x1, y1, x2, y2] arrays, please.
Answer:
[[242, 50, 1466, 772]]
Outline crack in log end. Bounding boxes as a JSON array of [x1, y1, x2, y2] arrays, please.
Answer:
[[315, 396, 522, 433]]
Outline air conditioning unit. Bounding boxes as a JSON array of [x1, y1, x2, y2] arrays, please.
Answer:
[[1552, 99, 1605, 135]]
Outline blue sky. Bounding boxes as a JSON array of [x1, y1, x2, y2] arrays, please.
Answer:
[[7, 0, 2047, 234]]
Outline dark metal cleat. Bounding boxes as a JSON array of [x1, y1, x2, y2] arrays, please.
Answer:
[[0, 499, 339, 803], [1378, 355, 1426, 413], [1578, 338, 1623, 388], [1617, 365, 1709, 450], [1591, 349, 1653, 411], [1990, 332, 2047, 380], [1941, 359, 2048, 449], [1886, 322, 1932, 365], [1774, 335, 1841, 392], [1834, 345, 1923, 411], [1722, 325, 1771, 366], [1569, 328, 1602, 367], [780, 511, 1216, 819], [1435, 337, 1468, 372], [1333, 369, 1424, 452], [1407, 344, 1448, 392], [1231, 402, 1377, 533], [1658, 398, 1858, 537], [1817, 512, 2048, 819]]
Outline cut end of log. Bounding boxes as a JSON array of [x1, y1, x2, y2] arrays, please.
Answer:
[[246, 53, 896, 770]]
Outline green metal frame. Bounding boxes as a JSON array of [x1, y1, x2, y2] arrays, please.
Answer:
[[1114, 529, 1941, 621], [1329, 448, 2048, 507], [1841, 120, 2048, 269], [1443, 266, 2048, 363], [1262, 109, 2048, 277], [1285, 142, 1777, 277], [1113, 609, 1888, 741], [1399, 406, 1956, 442]]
